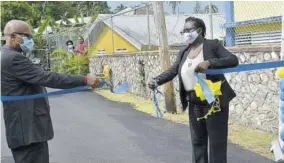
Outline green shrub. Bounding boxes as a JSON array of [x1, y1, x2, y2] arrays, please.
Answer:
[[51, 49, 89, 75]]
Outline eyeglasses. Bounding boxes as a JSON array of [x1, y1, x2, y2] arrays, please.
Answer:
[[13, 32, 33, 39], [180, 28, 197, 35]]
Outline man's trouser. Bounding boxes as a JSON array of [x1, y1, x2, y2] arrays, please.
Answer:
[[11, 141, 49, 163]]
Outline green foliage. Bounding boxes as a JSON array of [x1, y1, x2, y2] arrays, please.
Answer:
[[1, 1, 112, 51], [1, 1, 111, 31], [114, 4, 127, 14], [73, 1, 112, 17], [193, 1, 204, 14], [192, 1, 219, 14], [1, 1, 42, 31], [204, 4, 219, 14], [51, 49, 89, 75], [167, 1, 181, 15]]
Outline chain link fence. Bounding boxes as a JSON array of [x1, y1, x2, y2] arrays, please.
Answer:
[[44, 1, 283, 54], [87, 2, 227, 56], [27, 49, 50, 70], [223, 1, 283, 46], [46, 25, 90, 51]]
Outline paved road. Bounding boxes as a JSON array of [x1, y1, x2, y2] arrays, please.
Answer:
[[1, 89, 275, 163]]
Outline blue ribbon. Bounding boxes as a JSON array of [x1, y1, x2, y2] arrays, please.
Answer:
[[153, 80, 165, 118], [153, 89, 164, 118], [1, 80, 129, 102], [198, 61, 284, 103], [151, 61, 284, 115], [205, 61, 284, 74], [194, 73, 215, 104]]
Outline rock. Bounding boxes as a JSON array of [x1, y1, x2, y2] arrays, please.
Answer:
[[264, 53, 271, 61], [244, 52, 250, 61], [257, 53, 264, 63], [239, 54, 246, 63], [249, 84, 258, 93], [268, 81, 278, 91], [260, 73, 269, 84], [271, 52, 280, 61], [252, 74, 261, 83], [250, 56, 257, 63], [249, 101, 258, 110]]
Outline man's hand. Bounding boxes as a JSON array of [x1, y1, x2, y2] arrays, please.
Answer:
[[85, 76, 101, 88], [148, 78, 157, 90], [195, 61, 211, 73]]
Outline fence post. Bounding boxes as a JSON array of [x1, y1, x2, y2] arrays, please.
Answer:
[[208, 2, 213, 39], [111, 16, 115, 54], [147, 4, 151, 50], [224, 1, 235, 47]]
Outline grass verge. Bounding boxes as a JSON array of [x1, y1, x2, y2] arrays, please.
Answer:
[[95, 89, 277, 159]]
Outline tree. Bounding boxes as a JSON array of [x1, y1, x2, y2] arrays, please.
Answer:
[[167, 1, 181, 15], [58, 12, 72, 26], [74, 1, 111, 17], [204, 3, 219, 14], [1, 2, 42, 31], [44, 1, 79, 21], [193, 1, 204, 14], [1, 1, 79, 32], [114, 4, 127, 13]]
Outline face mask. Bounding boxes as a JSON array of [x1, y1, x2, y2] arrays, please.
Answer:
[[19, 36, 34, 52], [67, 45, 73, 49], [183, 30, 200, 44]]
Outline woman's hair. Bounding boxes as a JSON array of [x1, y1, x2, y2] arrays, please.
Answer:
[[185, 17, 206, 38], [66, 40, 73, 46]]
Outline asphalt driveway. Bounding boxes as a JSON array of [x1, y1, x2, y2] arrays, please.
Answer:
[[1, 89, 275, 163]]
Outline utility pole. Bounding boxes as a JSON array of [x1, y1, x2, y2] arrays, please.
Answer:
[[152, 2, 177, 114], [146, 3, 151, 50], [209, 2, 213, 39]]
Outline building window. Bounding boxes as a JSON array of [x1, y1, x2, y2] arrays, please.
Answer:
[[115, 48, 127, 53], [235, 30, 281, 45], [97, 49, 106, 55]]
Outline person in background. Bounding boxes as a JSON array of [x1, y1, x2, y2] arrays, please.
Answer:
[[148, 17, 239, 163], [66, 40, 75, 53], [74, 36, 87, 55], [1, 20, 101, 163]]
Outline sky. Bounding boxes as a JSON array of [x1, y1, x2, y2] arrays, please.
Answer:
[[107, 1, 225, 14]]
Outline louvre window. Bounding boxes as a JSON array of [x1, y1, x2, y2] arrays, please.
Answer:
[[235, 30, 281, 45]]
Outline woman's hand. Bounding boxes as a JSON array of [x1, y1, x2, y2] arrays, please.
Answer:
[[194, 61, 211, 73], [148, 79, 157, 90]]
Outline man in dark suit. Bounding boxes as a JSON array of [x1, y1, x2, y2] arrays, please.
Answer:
[[1, 20, 101, 163]]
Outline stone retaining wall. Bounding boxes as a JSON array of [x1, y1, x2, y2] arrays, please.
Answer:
[[89, 44, 281, 134]]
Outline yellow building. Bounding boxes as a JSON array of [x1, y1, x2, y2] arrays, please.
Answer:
[[88, 14, 226, 55], [92, 25, 138, 55], [224, 1, 282, 46]]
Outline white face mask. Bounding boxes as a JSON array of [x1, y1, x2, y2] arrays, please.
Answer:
[[67, 45, 73, 49], [183, 30, 200, 44]]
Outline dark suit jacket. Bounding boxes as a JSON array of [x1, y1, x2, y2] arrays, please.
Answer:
[[1, 46, 87, 149], [154, 39, 239, 110]]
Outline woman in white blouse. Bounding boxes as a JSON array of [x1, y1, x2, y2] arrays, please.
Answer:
[[148, 17, 239, 163]]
